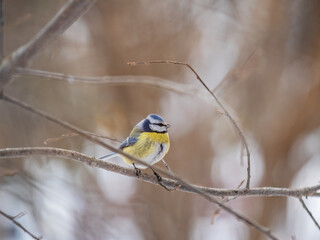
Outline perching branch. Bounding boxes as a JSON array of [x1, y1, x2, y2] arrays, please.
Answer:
[[299, 197, 320, 232], [0, 210, 42, 240], [127, 60, 252, 189], [0, 94, 278, 240], [0, 0, 96, 91], [1, 147, 320, 199], [15, 68, 205, 98]]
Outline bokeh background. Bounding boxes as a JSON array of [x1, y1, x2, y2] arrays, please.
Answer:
[[1, 0, 320, 239]]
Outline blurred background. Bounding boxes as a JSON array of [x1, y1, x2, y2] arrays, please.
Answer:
[[1, 0, 320, 239]]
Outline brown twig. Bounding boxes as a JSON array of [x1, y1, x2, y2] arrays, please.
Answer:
[[0, 210, 42, 240], [127, 60, 252, 189], [0, 0, 96, 91], [1, 95, 278, 240], [299, 197, 320, 232], [15, 68, 205, 97], [161, 159, 173, 174]]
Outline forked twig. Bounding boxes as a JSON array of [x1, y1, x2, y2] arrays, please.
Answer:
[[127, 60, 251, 189], [299, 197, 320, 232], [0, 210, 42, 240], [211, 179, 244, 224]]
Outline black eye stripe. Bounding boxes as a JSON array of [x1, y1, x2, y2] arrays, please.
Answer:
[[152, 123, 165, 127]]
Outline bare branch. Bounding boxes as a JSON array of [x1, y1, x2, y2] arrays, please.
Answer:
[[1, 147, 320, 198], [0, 210, 42, 240], [1, 95, 278, 239], [13, 211, 28, 220], [15, 68, 206, 97], [299, 197, 320, 232], [128, 60, 252, 188], [0, 0, 96, 91]]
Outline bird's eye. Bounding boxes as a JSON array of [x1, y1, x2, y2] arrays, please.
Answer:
[[155, 123, 165, 127]]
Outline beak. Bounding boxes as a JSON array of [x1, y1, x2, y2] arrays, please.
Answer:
[[166, 123, 171, 128]]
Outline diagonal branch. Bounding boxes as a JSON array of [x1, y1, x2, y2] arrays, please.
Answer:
[[1, 147, 320, 199], [0, 0, 96, 91], [0, 94, 278, 240], [0, 210, 42, 240], [127, 60, 252, 189], [299, 197, 320, 232]]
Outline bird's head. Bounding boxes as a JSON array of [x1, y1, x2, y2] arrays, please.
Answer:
[[138, 114, 170, 133]]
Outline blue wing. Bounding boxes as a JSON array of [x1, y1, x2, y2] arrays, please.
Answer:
[[120, 137, 138, 149]]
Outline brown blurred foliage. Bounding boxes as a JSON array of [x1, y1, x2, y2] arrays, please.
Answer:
[[1, 0, 320, 239]]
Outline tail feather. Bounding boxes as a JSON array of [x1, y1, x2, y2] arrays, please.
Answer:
[[99, 152, 117, 160]]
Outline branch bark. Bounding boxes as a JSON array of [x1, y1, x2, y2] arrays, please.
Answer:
[[0, 0, 96, 91], [1, 147, 320, 199]]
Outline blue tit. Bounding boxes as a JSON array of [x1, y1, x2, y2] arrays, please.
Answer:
[[99, 114, 170, 175]]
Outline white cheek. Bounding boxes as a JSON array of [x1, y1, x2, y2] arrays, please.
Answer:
[[150, 124, 166, 132]]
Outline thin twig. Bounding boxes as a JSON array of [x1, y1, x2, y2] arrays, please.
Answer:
[[0, 0, 96, 91], [128, 60, 252, 189], [0, 210, 42, 240], [15, 68, 205, 97], [161, 159, 173, 174], [13, 211, 27, 219], [1, 95, 278, 240], [299, 197, 320, 231], [1, 148, 320, 197]]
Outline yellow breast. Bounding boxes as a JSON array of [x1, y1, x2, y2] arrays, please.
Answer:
[[140, 132, 170, 144], [122, 132, 170, 167]]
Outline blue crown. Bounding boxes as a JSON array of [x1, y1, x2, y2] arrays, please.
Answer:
[[148, 114, 164, 122]]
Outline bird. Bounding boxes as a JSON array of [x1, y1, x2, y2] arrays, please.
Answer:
[[99, 114, 170, 177]]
